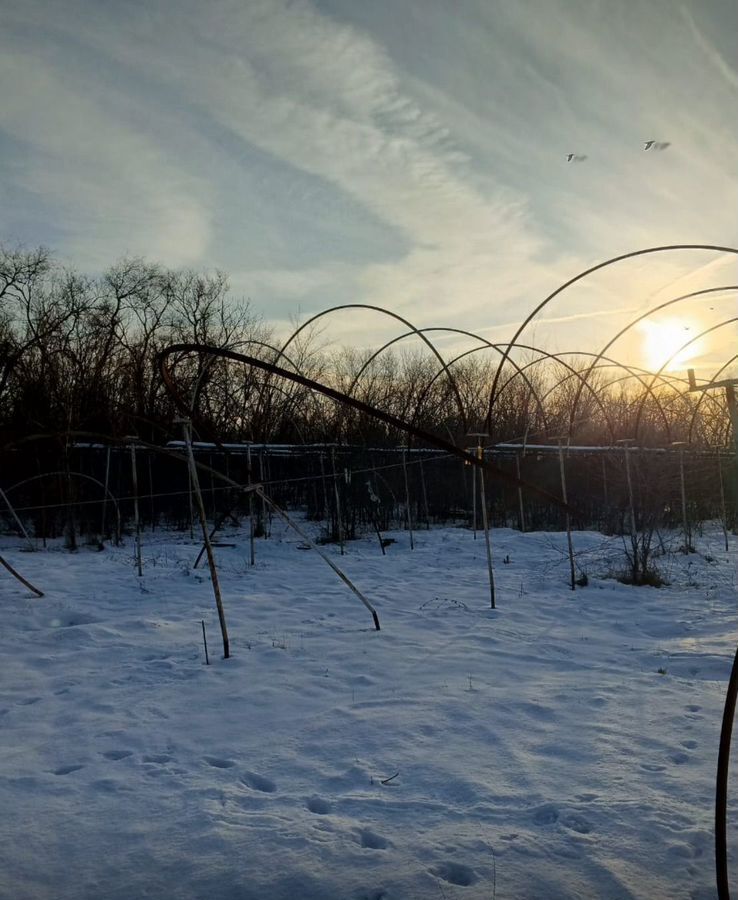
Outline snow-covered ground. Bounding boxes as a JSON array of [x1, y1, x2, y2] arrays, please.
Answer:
[[1, 520, 736, 899]]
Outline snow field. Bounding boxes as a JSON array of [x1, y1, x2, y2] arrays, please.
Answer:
[[0, 522, 736, 899]]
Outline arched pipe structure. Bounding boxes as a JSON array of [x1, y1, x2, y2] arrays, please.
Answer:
[[188, 338, 309, 442], [4, 471, 122, 543], [632, 317, 738, 440], [688, 354, 738, 443], [156, 343, 570, 512], [344, 329, 551, 437], [559, 286, 738, 446], [486, 247, 738, 431], [269, 305, 469, 434]]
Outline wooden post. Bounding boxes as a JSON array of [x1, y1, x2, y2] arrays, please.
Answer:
[[180, 419, 230, 659]]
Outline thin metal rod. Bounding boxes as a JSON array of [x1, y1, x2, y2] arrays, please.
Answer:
[[257, 487, 380, 630], [247, 444, 255, 566], [101, 445, 111, 539], [0, 486, 34, 551], [515, 453, 525, 532], [0, 554, 44, 597], [717, 449, 729, 553], [558, 440, 576, 591], [402, 448, 415, 550], [331, 447, 344, 555], [477, 444, 496, 608], [679, 447, 690, 553], [129, 442, 143, 577]]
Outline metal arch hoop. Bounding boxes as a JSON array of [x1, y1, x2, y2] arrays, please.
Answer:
[[270, 305, 469, 434], [486, 247, 738, 430]]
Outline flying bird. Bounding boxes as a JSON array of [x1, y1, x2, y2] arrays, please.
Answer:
[[566, 153, 587, 162], [644, 141, 671, 151]]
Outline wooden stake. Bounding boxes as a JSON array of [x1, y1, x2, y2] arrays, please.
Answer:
[[201, 619, 210, 665], [181, 420, 230, 659]]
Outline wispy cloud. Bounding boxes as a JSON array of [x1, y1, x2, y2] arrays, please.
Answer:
[[0, 0, 735, 367]]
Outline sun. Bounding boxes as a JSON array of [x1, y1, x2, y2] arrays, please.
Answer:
[[638, 318, 703, 372]]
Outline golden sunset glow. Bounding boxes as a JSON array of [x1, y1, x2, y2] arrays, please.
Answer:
[[638, 318, 704, 372]]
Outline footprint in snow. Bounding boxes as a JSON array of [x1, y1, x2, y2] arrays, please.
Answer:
[[102, 750, 133, 761], [681, 739, 698, 750], [307, 796, 332, 815], [357, 828, 388, 850], [532, 804, 559, 826], [670, 752, 690, 765], [203, 756, 236, 769], [241, 772, 276, 793], [561, 813, 592, 834], [143, 754, 172, 764], [432, 861, 477, 887], [53, 764, 84, 775]]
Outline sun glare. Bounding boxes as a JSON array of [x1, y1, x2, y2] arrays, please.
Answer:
[[638, 319, 703, 372]]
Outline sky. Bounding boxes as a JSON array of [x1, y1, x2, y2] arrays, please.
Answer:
[[0, 0, 736, 373]]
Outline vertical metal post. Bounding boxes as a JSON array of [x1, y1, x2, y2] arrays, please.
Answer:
[[602, 453, 609, 509], [477, 442, 496, 609], [623, 445, 637, 545], [331, 447, 344, 555], [419, 455, 430, 529], [679, 446, 690, 553], [472, 461, 478, 540], [259, 450, 268, 538], [558, 439, 576, 591], [101, 444, 111, 540], [246, 444, 255, 566], [402, 447, 415, 550], [148, 453, 155, 532], [717, 449, 729, 553], [515, 452, 526, 532], [129, 440, 143, 577]]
